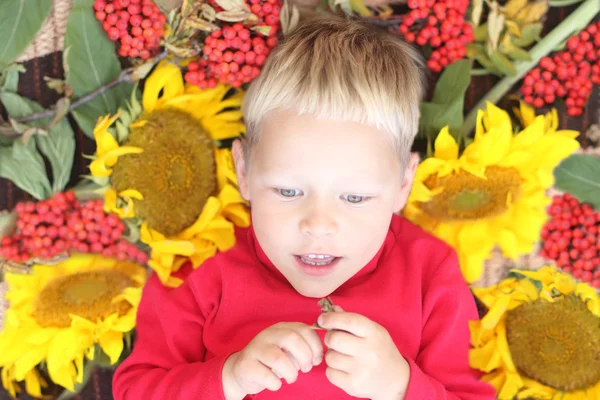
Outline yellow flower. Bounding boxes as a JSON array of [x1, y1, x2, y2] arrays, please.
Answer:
[[89, 61, 250, 287], [470, 267, 600, 399], [403, 102, 579, 283], [0, 254, 146, 397]]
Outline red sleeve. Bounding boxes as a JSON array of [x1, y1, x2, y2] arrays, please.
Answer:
[[403, 249, 496, 400], [112, 268, 229, 400]]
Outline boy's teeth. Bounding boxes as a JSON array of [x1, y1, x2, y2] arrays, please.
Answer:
[[300, 254, 336, 266]]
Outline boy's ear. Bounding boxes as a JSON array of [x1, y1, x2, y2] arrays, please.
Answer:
[[232, 139, 251, 201], [393, 152, 419, 213]]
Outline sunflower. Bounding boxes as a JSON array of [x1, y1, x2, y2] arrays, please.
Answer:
[[89, 61, 250, 287], [470, 266, 600, 399], [403, 102, 580, 283], [0, 254, 146, 397]]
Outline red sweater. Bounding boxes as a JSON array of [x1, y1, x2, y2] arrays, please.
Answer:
[[113, 215, 496, 399]]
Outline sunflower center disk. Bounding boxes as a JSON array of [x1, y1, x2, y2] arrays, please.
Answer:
[[33, 271, 134, 328], [419, 166, 522, 221], [110, 109, 217, 237], [505, 294, 600, 391]]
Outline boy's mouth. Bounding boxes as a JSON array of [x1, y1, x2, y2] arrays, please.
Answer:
[[294, 254, 341, 276], [295, 254, 340, 266]]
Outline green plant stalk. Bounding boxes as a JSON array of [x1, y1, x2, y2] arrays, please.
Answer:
[[459, 0, 600, 138], [549, 0, 585, 7]]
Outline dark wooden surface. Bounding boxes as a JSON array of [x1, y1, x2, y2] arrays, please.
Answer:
[[0, 6, 599, 400]]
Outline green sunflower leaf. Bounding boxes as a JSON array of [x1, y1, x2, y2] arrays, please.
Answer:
[[0, 140, 51, 200], [64, 0, 134, 138], [0, 92, 75, 193], [554, 154, 600, 210], [419, 59, 472, 141], [0, 64, 25, 92], [0, 0, 52, 71]]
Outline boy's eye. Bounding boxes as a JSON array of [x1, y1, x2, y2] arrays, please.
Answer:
[[277, 188, 303, 198], [342, 194, 368, 204]]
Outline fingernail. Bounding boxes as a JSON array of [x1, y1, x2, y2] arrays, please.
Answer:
[[302, 365, 312, 373], [317, 315, 324, 326], [313, 356, 322, 365]]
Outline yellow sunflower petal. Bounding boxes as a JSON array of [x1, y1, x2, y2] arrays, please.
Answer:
[[150, 240, 196, 256], [2, 367, 19, 398], [179, 197, 222, 240], [516, 101, 536, 128], [482, 294, 511, 330], [469, 338, 502, 372], [99, 330, 124, 365], [24, 369, 43, 398], [94, 114, 120, 157], [119, 189, 144, 200], [434, 126, 459, 161], [143, 62, 185, 113]]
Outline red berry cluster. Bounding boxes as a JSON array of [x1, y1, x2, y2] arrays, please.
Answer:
[[397, 0, 473, 72], [520, 21, 600, 117], [0, 192, 148, 265], [540, 193, 600, 288], [184, 0, 281, 89], [94, 0, 166, 60]]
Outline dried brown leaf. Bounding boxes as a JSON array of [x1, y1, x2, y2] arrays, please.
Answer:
[[186, 17, 220, 32], [201, 4, 217, 21], [280, 0, 300, 36], [215, 0, 250, 12], [503, 0, 528, 19], [504, 20, 522, 38], [251, 25, 272, 36], [215, 10, 257, 22]]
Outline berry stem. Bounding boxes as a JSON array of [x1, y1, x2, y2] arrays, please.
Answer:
[[7, 51, 167, 129], [459, 0, 600, 138]]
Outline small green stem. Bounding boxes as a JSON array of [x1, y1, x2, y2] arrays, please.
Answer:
[[549, 0, 584, 7], [470, 68, 491, 76], [459, 0, 600, 138]]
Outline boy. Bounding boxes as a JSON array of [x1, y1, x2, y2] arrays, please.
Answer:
[[113, 15, 496, 400]]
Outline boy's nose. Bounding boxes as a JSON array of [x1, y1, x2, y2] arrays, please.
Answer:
[[299, 212, 338, 238]]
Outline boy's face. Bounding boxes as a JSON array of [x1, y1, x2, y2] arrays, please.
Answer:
[[234, 111, 417, 298]]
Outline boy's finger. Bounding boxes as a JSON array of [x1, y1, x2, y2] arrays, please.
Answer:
[[257, 344, 299, 385], [270, 329, 315, 372], [325, 366, 351, 391], [324, 329, 362, 356], [324, 349, 354, 372], [296, 324, 325, 364], [317, 312, 373, 337], [251, 360, 284, 392]]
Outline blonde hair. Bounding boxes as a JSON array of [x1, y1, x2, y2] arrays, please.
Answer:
[[242, 14, 425, 168]]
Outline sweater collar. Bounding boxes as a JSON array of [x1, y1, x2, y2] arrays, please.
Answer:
[[248, 225, 395, 290]]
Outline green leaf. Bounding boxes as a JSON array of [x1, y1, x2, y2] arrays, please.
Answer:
[[489, 51, 517, 76], [512, 23, 543, 47], [65, 0, 134, 137], [0, 64, 24, 92], [0, 0, 52, 71], [0, 140, 51, 200], [72, 178, 108, 201], [431, 60, 472, 105], [0, 92, 75, 193], [554, 154, 600, 210], [473, 24, 489, 42], [419, 60, 471, 140]]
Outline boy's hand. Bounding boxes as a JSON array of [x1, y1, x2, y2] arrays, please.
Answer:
[[318, 306, 410, 400], [222, 322, 324, 400]]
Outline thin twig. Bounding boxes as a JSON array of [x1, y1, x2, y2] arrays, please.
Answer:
[[9, 51, 168, 127]]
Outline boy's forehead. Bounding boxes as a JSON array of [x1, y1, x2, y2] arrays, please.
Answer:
[[253, 111, 400, 176]]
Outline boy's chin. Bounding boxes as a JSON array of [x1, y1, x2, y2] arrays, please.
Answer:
[[291, 281, 339, 299]]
